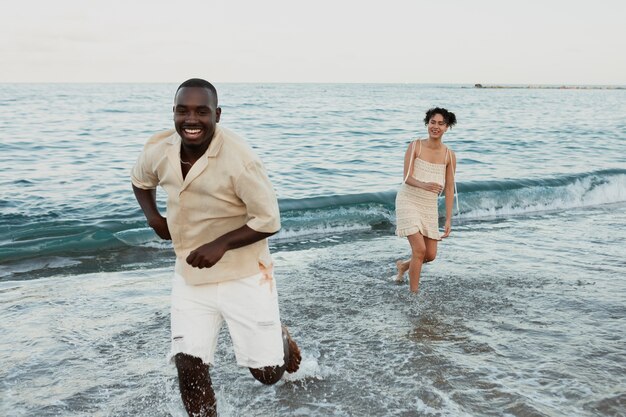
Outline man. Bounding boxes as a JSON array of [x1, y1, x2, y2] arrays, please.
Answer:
[[131, 78, 301, 416]]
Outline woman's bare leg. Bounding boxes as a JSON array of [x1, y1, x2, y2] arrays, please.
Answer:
[[407, 233, 427, 292], [397, 234, 439, 287], [423, 237, 438, 264]]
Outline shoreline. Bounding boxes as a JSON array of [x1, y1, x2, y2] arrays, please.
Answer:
[[470, 83, 625, 90]]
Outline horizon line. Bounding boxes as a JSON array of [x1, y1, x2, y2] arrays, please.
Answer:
[[1, 81, 625, 87]]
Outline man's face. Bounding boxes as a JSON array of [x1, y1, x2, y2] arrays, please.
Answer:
[[173, 87, 221, 149], [427, 113, 448, 139]]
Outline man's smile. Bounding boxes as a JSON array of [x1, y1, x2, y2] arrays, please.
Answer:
[[182, 127, 204, 139]]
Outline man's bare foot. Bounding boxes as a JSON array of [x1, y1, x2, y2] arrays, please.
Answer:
[[282, 326, 301, 374]]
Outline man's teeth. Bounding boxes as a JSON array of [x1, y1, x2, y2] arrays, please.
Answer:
[[185, 129, 201, 134]]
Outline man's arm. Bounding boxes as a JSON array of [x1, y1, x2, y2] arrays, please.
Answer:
[[187, 158, 280, 269], [132, 184, 171, 240], [186, 226, 276, 269]]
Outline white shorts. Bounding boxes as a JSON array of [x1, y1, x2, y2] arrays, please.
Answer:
[[169, 271, 284, 369]]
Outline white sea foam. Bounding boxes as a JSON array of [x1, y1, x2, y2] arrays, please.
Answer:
[[282, 350, 328, 382], [113, 227, 172, 249], [0, 256, 81, 278], [274, 223, 371, 241], [459, 174, 626, 219]]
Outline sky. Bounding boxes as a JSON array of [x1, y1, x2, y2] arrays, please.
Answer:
[[1, 0, 625, 84]]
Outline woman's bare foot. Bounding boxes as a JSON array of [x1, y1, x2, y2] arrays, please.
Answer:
[[395, 260, 408, 283], [395, 260, 404, 282]]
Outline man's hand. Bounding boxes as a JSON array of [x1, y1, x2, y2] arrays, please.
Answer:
[[186, 241, 228, 269], [148, 215, 171, 240], [185, 225, 276, 269]]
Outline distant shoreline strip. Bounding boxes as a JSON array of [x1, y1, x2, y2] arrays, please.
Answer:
[[470, 84, 625, 90]]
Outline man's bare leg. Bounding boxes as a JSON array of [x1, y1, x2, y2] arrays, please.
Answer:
[[249, 326, 301, 385], [174, 353, 217, 417]]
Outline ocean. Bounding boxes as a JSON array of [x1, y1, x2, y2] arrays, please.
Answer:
[[0, 83, 624, 416]]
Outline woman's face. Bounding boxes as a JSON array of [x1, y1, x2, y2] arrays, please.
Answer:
[[427, 114, 448, 139]]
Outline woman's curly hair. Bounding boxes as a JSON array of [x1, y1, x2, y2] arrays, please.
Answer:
[[424, 107, 457, 127]]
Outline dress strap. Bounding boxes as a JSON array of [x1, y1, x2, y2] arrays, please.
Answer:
[[417, 139, 422, 157], [402, 140, 416, 184]]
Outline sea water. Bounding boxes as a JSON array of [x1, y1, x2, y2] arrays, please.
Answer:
[[0, 83, 624, 416]]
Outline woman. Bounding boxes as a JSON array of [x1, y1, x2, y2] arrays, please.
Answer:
[[395, 107, 457, 292]]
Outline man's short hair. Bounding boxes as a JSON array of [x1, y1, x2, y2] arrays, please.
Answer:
[[175, 78, 218, 105]]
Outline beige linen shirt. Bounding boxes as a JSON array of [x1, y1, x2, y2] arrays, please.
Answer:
[[131, 125, 280, 285]]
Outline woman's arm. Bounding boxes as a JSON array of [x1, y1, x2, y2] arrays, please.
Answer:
[[442, 150, 457, 238], [402, 141, 415, 182]]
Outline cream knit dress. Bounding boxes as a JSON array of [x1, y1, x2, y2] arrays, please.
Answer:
[[395, 140, 448, 240]]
